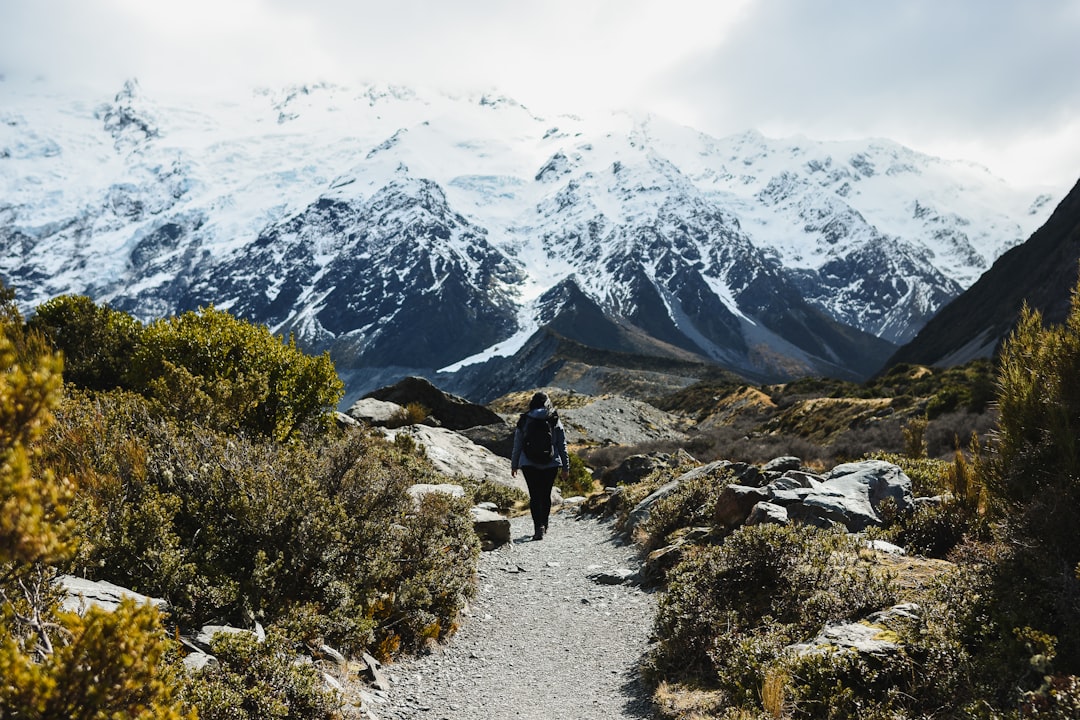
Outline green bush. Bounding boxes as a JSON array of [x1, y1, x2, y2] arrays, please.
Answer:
[[467, 480, 528, 512], [183, 631, 337, 720], [0, 311, 190, 720], [638, 467, 732, 551], [130, 306, 342, 440], [30, 294, 144, 392], [983, 294, 1080, 668], [556, 453, 596, 497], [647, 524, 896, 702], [46, 391, 478, 658]]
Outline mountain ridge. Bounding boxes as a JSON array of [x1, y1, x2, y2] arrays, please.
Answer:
[[0, 77, 1058, 400]]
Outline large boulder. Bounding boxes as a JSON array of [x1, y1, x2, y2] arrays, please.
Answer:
[[365, 376, 502, 430], [384, 425, 525, 493], [673, 459, 916, 533], [346, 397, 405, 426], [796, 460, 914, 531], [459, 421, 515, 458], [825, 460, 914, 513]]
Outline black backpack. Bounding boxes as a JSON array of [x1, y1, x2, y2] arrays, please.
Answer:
[[520, 413, 556, 464]]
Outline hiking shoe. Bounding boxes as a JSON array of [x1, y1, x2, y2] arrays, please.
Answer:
[[533, 526, 545, 541]]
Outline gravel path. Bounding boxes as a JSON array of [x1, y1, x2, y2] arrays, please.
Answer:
[[372, 509, 657, 720]]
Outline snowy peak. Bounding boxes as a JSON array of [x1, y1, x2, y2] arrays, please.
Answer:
[[0, 79, 1060, 398]]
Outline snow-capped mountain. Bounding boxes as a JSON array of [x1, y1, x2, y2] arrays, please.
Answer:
[[0, 77, 1056, 400]]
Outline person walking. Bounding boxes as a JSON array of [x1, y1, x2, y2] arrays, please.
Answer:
[[511, 391, 570, 540]]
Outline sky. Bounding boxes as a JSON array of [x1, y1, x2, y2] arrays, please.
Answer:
[[2, 0, 1079, 190]]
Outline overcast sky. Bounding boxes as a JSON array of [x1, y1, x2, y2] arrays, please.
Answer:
[[2, 0, 1078, 190]]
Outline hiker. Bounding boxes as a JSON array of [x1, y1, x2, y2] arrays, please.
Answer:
[[511, 391, 570, 541]]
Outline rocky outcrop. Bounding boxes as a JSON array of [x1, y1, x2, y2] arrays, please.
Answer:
[[383, 425, 524, 493], [365, 377, 503, 430], [715, 458, 914, 533]]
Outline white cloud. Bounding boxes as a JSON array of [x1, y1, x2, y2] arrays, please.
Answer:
[[651, 0, 1080, 188], [1, 0, 1078, 188]]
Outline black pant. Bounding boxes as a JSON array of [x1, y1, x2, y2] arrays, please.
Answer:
[[521, 465, 557, 533]]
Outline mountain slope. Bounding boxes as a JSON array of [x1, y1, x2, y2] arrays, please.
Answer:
[[0, 78, 1057, 398], [888, 176, 1080, 368]]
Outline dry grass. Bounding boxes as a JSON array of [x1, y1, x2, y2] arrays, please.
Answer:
[[653, 681, 727, 720], [486, 387, 600, 414], [761, 668, 790, 718], [762, 397, 894, 444]]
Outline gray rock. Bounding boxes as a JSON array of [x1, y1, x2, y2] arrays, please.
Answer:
[[769, 487, 815, 506], [792, 459, 913, 532], [334, 410, 361, 428], [779, 470, 825, 488], [799, 490, 879, 531], [346, 397, 405, 426], [588, 568, 638, 585], [763, 456, 802, 473], [788, 620, 901, 658], [365, 376, 503, 430], [825, 460, 914, 514], [470, 506, 511, 549], [865, 539, 907, 555], [56, 575, 169, 615], [384, 425, 526, 493], [557, 396, 688, 446], [789, 603, 920, 660], [408, 483, 466, 505], [459, 422, 515, 458], [746, 501, 790, 526], [714, 484, 772, 527], [182, 652, 219, 674]]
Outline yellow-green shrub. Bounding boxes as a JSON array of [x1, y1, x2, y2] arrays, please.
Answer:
[[29, 294, 143, 392], [647, 524, 895, 704], [47, 390, 478, 657], [0, 313, 190, 720], [131, 306, 342, 440]]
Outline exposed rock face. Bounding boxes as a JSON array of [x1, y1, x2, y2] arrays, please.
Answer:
[[56, 575, 169, 615], [366, 376, 503, 430], [383, 424, 524, 493], [458, 422, 515, 458]]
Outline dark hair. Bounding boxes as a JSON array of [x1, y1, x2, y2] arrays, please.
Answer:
[[529, 392, 550, 410]]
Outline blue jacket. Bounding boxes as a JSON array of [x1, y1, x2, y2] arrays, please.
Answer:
[[511, 408, 570, 471]]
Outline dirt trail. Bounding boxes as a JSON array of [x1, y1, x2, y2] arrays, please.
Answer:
[[374, 510, 657, 720]]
